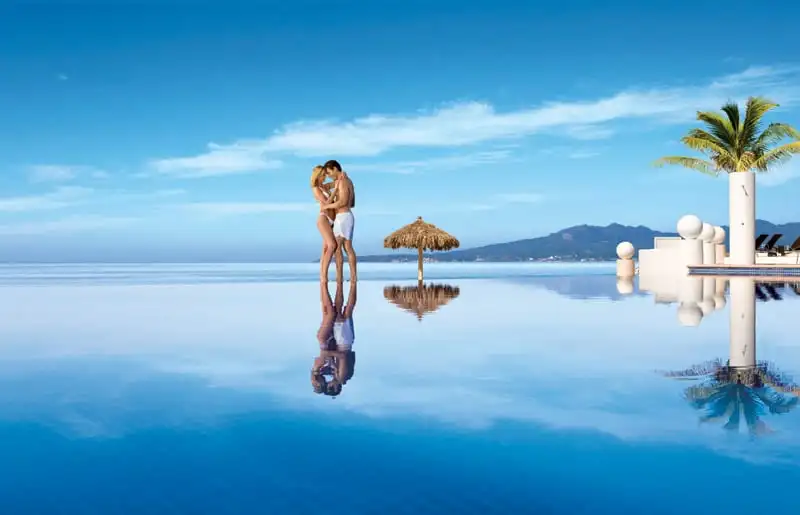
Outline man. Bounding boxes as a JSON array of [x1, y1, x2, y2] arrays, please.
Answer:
[[322, 159, 357, 283]]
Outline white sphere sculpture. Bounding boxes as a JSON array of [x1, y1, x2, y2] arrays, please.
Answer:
[[677, 304, 703, 327], [700, 222, 715, 242], [697, 299, 714, 316], [713, 226, 726, 244], [616, 241, 635, 260], [677, 215, 703, 239], [713, 294, 726, 310]]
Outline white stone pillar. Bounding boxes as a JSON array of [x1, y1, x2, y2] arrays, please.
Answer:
[[713, 279, 727, 310], [616, 241, 635, 278], [698, 277, 716, 316], [677, 275, 704, 326], [700, 223, 715, 265], [616, 277, 634, 295], [677, 215, 703, 274], [713, 226, 726, 264], [728, 171, 756, 265], [729, 278, 756, 368]]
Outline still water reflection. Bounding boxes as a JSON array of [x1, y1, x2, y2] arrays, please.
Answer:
[[383, 282, 461, 320], [0, 267, 798, 513], [312, 281, 357, 397], [656, 278, 800, 435]]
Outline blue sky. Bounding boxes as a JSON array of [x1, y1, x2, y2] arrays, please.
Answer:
[[1, 0, 799, 262]]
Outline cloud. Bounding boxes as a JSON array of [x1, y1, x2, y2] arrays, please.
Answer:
[[0, 186, 92, 212], [494, 192, 544, 204], [28, 165, 109, 183], [177, 202, 313, 216], [0, 215, 136, 235], [346, 149, 515, 174], [148, 145, 283, 178], [149, 65, 800, 173], [567, 150, 601, 159], [57, 73, 68, 81], [757, 159, 800, 187]]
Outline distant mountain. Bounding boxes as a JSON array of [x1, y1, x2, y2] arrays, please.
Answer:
[[361, 220, 800, 263]]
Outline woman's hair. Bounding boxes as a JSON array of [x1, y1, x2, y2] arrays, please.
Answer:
[[310, 165, 326, 187]]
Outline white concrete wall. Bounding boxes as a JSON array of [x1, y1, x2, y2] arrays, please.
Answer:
[[654, 237, 681, 250], [638, 248, 681, 276]]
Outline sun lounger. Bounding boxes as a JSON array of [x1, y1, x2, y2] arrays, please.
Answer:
[[774, 236, 800, 256], [760, 234, 782, 253], [755, 234, 768, 249]]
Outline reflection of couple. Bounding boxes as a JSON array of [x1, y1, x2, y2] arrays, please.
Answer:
[[311, 160, 357, 283], [311, 279, 357, 397]]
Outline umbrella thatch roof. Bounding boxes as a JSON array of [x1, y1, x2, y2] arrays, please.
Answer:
[[383, 283, 460, 320], [384, 217, 460, 251]]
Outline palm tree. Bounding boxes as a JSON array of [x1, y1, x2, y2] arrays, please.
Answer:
[[654, 97, 800, 265]]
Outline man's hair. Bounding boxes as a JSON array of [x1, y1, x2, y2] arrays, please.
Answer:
[[323, 159, 342, 172]]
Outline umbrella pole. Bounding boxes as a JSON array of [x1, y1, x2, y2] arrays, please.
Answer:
[[417, 246, 423, 281]]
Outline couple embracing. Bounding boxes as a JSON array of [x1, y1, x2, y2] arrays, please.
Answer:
[[311, 160, 357, 283]]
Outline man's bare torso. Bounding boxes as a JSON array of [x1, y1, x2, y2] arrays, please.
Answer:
[[335, 176, 355, 214]]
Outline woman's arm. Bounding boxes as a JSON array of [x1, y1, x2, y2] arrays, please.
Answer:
[[312, 187, 328, 204], [322, 180, 352, 210]]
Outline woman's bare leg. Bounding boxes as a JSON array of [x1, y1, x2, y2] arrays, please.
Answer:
[[318, 218, 337, 281]]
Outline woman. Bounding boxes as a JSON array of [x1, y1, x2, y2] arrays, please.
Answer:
[[311, 165, 338, 281]]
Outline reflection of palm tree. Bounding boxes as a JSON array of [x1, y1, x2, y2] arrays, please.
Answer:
[[663, 360, 799, 435]]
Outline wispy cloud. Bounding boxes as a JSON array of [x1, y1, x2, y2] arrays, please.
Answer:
[[177, 202, 313, 216], [757, 160, 800, 187], [0, 215, 136, 236], [0, 187, 92, 212], [567, 150, 601, 159], [57, 73, 68, 81], [494, 192, 545, 204], [28, 165, 109, 183], [346, 149, 515, 174], [148, 145, 283, 178], [149, 65, 799, 175]]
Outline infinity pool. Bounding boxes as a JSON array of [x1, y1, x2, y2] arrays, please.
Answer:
[[0, 264, 797, 514]]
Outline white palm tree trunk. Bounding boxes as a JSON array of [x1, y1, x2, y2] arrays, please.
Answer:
[[728, 171, 756, 265], [729, 278, 756, 368]]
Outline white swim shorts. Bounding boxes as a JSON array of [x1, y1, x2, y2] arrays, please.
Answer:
[[333, 211, 355, 241]]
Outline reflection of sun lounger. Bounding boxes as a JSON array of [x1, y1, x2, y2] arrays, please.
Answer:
[[754, 284, 768, 301], [763, 284, 782, 301], [791, 283, 800, 296], [755, 234, 768, 249]]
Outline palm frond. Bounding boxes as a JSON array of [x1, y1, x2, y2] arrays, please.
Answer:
[[753, 122, 800, 150], [751, 141, 800, 172], [653, 156, 718, 176], [740, 97, 780, 150], [721, 101, 741, 138], [696, 111, 737, 150]]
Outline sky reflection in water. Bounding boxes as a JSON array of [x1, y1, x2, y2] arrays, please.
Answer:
[[0, 264, 798, 513]]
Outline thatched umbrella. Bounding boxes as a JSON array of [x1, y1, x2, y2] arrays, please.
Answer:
[[383, 283, 460, 320], [384, 217, 459, 281]]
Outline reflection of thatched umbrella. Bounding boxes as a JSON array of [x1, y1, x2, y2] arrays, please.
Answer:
[[662, 360, 799, 434], [384, 217, 459, 281], [383, 283, 460, 320]]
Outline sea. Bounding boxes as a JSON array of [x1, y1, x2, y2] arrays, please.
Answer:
[[0, 262, 797, 514]]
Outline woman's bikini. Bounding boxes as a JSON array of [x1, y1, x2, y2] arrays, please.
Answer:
[[316, 185, 335, 224]]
